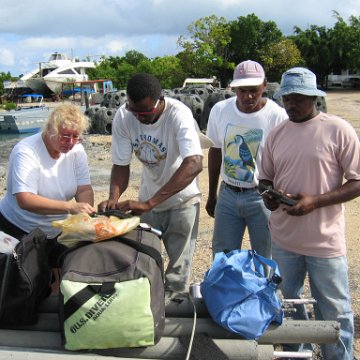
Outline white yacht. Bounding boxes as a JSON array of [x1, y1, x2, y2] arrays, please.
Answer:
[[14, 52, 96, 95]]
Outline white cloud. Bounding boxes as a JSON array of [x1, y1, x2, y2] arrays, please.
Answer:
[[106, 40, 127, 53], [0, 0, 359, 75], [0, 49, 15, 67]]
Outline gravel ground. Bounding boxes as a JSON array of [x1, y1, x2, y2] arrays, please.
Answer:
[[0, 90, 359, 358]]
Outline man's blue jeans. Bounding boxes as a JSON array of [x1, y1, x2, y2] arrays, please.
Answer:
[[272, 242, 354, 360], [212, 182, 271, 258]]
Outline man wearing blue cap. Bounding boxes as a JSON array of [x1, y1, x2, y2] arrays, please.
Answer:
[[259, 67, 360, 359]]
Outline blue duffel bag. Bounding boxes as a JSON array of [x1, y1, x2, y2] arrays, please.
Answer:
[[200, 249, 284, 340]]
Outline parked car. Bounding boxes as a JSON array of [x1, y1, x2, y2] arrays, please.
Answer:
[[342, 77, 360, 89]]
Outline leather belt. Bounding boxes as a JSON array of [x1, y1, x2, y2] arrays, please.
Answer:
[[223, 182, 256, 192]]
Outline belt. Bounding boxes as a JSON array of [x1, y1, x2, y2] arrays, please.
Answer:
[[223, 182, 256, 192]]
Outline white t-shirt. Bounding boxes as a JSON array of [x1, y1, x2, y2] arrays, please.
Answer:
[[259, 112, 360, 257], [0, 133, 91, 238], [206, 97, 287, 188], [111, 97, 203, 211]]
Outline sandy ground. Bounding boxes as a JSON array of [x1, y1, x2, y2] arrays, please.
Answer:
[[0, 90, 359, 357]]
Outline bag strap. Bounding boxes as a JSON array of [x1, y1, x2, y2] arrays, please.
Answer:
[[63, 282, 116, 321], [112, 229, 164, 273], [0, 254, 12, 317], [251, 251, 282, 285], [58, 228, 164, 273]]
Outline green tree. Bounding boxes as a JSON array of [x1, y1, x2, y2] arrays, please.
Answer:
[[260, 39, 303, 82], [291, 25, 332, 86], [122, 50, 150, 68], [177, 15, 234, 86], [330, 12, 360, 73], [87, 56, 118, 84], [0, 71, 16, 96], [228, 14, 283, 64], [347, 15, 360, 71], [88, 52, 151, 89], [149, 56, 187, 89], [291, 12, 360, 87]]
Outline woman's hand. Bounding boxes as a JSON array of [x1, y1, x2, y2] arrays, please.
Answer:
[[68, 202, 96, 215]]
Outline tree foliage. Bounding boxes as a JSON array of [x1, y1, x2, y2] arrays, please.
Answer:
[[291, 25, 332, 85], [0, 71, 17, 96], [228, 14, 283, 63], [177, 15, 234, 86], [291, 12, 360, 86], [260, 39, 303, 81]]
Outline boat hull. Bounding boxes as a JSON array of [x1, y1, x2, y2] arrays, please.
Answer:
[[45, 75, 88, 94], [25, 78, 50, 95]]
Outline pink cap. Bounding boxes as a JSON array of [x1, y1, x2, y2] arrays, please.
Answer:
[[230, 60, 265, 87]]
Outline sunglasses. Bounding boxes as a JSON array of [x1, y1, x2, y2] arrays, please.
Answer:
[[125, 98, 160, 116]]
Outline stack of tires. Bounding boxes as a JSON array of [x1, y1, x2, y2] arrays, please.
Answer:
[[84, 83, 327, 134]]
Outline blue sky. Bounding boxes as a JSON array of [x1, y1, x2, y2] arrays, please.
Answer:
[[0, 0, 359, 77]]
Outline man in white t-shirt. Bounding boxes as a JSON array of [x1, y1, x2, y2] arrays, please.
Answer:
[[206, 60, 287, 258], [98, 73, 203, 294], [259, 67, 360, 360]]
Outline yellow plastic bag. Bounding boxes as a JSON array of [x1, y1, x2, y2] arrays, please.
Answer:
[[52, 213, 140, 248]]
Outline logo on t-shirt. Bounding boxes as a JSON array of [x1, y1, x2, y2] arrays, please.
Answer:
[[224, 125, 263, 183], [133, 134, 167, 167]]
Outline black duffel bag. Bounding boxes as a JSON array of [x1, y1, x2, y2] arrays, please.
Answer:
[[0, 228, 52, 325]]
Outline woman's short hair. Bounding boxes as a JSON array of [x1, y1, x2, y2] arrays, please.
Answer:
[[43, 103, 89, 135]]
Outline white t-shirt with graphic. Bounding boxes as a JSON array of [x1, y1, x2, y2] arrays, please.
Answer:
[[111, 97, 203, 211], [206, 97, 287, 188]]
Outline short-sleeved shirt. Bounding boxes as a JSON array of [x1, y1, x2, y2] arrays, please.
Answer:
[[259, 112, 360, 257], [111, 97, 203, 211], [0, 133, 91, 238], [206, 97, 287, 188]]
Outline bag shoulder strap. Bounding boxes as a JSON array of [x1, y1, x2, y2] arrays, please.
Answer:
[[0, 254, 12, 317], [63, 283, 115, 321], [252, 251, 282, 285], [58, 228, 163, 273], [113, 230, 163, 272]]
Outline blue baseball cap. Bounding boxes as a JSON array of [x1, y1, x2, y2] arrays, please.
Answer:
[[273, 67, 326, 99]]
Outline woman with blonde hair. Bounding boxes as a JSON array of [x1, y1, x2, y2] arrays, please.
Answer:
[[0, 103, 95, 272]]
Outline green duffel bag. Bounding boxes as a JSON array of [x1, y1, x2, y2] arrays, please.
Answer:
[[59, 227, 165, 350]]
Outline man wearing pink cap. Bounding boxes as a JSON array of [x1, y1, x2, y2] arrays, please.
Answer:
[[206, 60, 287, 258]]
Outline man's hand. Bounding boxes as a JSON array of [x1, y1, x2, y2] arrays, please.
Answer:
[[260, 192, 281, 211], [205, 196, 217, 218], [285, 192, 316, 216], [116, 200, 152, 216], [97, 199, 118, 212], [258, 180, 280, 211]]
